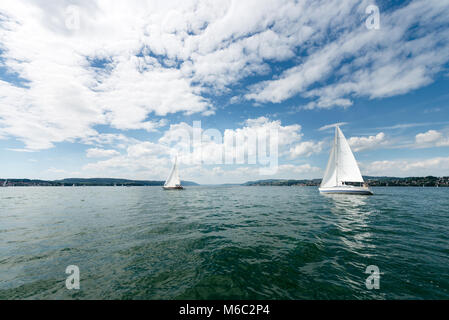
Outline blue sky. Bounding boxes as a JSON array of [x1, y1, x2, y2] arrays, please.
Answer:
[[1, 0, 449, 184]]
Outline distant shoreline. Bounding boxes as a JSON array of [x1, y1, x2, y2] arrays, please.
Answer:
[[0, 184, 449, 189], [243, 176, 449, 187], [0, 178, 198, 187], [1, 176, 448, 187]]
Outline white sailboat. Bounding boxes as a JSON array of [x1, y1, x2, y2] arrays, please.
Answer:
[[319, 126, 373, 195], [163, 156, 183, 190], [2, 179, 7, 187]]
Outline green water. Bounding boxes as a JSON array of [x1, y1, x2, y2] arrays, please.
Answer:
[[0, 186, 448, 299]]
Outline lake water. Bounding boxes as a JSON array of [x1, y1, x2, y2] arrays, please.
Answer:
[[0, 186, 448, 299]]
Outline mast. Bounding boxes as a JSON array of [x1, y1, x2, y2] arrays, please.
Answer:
[[164, 155, 181, 187], [335, 126, 338, 186], [319, 125, 370, 193]]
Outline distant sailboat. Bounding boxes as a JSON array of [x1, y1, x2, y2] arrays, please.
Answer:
[[2, 179, 7, 187], [319, 126, 373, 195], [163, 156, 183, 190]]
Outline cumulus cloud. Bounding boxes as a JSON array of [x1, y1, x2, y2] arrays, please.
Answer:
[[157, 116, 304, 164], [363, 156, 449, 177], [348, 132, 387, 152], [415, 130, 449, 148], [81, 117, 321, 183], [0, 0, 211, 151], [1, 0, 447, 152], [289, 141, 324, 158]]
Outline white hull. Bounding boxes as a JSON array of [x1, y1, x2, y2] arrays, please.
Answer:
[[319, 186, 373, 195], [162, 186, 184, 190]]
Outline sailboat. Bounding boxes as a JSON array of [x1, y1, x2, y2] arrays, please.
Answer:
[[2, 179, 7, 187], [163, 156, 183, 190], [319, 126, 373, 195]]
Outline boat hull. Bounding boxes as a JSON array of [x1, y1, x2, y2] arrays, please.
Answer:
[[162, 186, 184, 190], [319, 186, 373, 195]]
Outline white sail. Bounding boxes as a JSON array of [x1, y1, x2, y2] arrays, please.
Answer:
[[335, 127, 364, 184], [320, 131, 337, 188], [164, 157, 181, 187], [320, 126, 364, 188]]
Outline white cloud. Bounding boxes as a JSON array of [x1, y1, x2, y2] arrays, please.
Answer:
[[0, 1, 212, 151], [302, 99, 353, 110], [376, 122, 449, 130], [415, 130, 449, 148], [81, 117, 319, 183], [157, 116, 304, 164], [363, 156, 449, 177], [416, 130, 442, 144], [289, 141, 324, 158], [318, 122, 348, 132], [348, 132, 387, 152], [245, 0, 449, 108], [5, 148, 36, 153], [1, 0, 448, 153], [81, 133, 137, 149], [126, 141, 171, 158], [86, 148, 120, 158]]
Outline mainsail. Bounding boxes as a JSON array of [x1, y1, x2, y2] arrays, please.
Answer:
[[320, 126, 364, 188], [164, 157, 181, 188], [321, 132, 337, 188]]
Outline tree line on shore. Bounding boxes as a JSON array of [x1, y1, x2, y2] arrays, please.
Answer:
[[243, 176, 449, 187], [1, 176, 448, 187]]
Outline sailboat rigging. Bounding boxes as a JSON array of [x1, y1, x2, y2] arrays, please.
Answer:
[[319, 126, 373, 195], [163, 156, 184, 190]]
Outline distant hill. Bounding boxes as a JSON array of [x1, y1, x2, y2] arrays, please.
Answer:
[[242, 179, 321, 186], [243, 176, 449, 187], [0, 178, 199, 187], [2, 176, 449, 187]]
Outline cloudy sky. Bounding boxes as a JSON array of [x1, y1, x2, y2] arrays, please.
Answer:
[[1, 0, 449, 184]]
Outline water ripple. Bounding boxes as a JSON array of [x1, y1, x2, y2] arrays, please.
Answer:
[[0, 186, 448, 299]]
